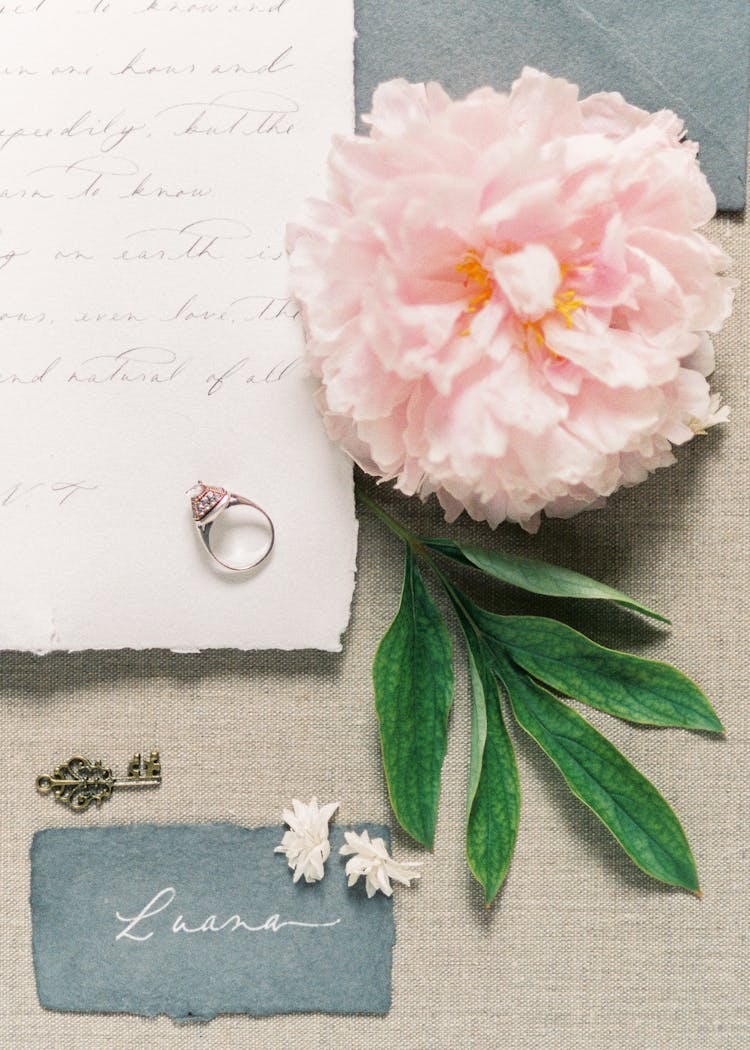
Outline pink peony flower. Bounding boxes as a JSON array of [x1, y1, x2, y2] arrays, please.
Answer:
[[287, 68, 733, 531]]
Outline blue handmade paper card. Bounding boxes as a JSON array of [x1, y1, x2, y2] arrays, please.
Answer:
[[31, 823, 395, 1020]]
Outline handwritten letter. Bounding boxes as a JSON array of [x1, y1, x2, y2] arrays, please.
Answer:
[[0, 0, 357, 651]]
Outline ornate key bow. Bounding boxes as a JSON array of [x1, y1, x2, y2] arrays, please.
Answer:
[[36, 751, 162, 812]]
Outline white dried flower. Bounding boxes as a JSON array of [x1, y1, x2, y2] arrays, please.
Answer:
[[275, 797, 339, 884], [340, 829, 421, 898]]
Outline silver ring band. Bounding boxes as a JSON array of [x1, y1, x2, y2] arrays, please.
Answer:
[[188, 482, 275, 573]]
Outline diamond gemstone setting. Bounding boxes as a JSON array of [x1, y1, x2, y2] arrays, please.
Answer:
[[190, 482, 228, 522]]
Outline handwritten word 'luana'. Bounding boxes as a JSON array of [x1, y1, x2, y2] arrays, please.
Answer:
[[115, 886, 342, 942]]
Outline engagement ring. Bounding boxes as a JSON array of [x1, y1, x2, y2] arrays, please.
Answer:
[[188, 482, 275, 573]]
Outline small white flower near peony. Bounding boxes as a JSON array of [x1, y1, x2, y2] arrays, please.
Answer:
[[340, 829, 421, 898], [275, 797, 340, 884]]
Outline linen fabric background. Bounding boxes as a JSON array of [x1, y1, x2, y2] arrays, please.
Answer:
[[1, 150, 748, 1050]]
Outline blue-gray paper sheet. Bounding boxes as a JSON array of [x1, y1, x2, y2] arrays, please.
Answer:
[[355, 0, 750, 211], [30, 823, 394, 1020]]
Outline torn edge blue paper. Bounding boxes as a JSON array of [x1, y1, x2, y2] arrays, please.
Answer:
[[354, 0, 750, 211], [30, 823, 395, 1020]]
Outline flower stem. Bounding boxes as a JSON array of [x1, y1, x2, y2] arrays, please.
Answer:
[[425, 554, 485, 643], [356, 487, 421, 549], [356, 485, 484, 638]]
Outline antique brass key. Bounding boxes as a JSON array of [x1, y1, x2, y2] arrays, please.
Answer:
[[36, 751, 162, 812]]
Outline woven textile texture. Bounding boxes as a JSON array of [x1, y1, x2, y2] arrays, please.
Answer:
[[1, 193, 747, 1048]]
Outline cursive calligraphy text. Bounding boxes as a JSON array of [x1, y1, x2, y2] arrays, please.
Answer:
[[115, 887, 342, 942]]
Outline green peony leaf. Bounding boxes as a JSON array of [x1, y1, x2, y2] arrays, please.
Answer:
[[423, 538, 668, 622], [473, 610, 723, 733], [451, 598, 521, 904], [462, 625, 487, 825], [494, 652, 700, 893], [373, 544, 454, 849], [466, 640, 521, 905]]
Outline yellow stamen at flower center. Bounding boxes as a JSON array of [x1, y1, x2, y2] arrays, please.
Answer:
[[554, 288, 585, 328], [457, 249, 586, 352], [523, 287, 584, 359], [686, 416, 708, 436], [525, 320, 547, 348], [456, 249, 494, 314]]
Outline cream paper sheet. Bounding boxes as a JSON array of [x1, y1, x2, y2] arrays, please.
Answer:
[[0, 0, 357, 652]]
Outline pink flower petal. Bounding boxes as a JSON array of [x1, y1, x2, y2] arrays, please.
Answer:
[[490, 244, 560, 320]]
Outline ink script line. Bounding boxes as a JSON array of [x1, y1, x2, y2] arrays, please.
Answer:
[[115, 886, 343, 942]]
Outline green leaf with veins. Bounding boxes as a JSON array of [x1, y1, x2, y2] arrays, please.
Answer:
[[493, 651, 700, 893], [460, 616, 521, 906], [423, 538, 668, 622], [472, 609, 722, 733], [372, 545, 454, 849]]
